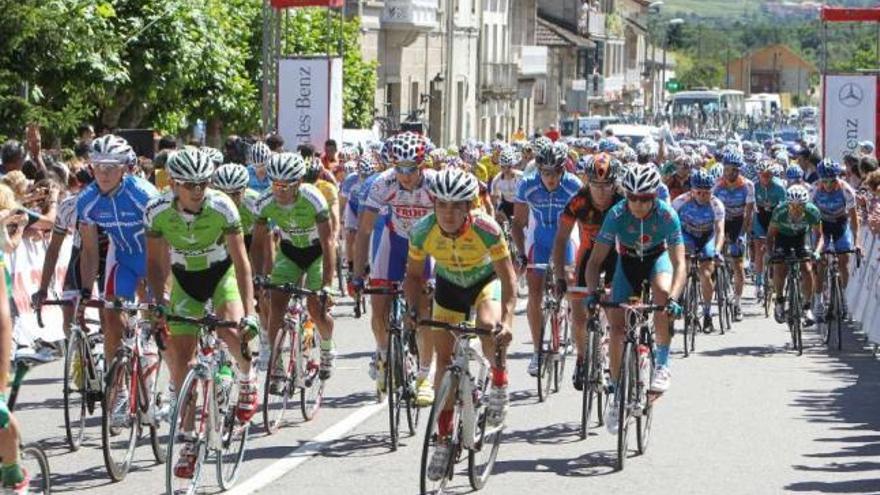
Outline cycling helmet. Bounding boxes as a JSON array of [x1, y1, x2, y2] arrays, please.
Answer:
[[721, 150, 744, 168], [167, 148, 215, 183], [200, 146, 224, 166], [390, 132, 427, 166], [343, 160, 357, 175], [817, 158, 843, 179], [430, 168, 479, 202], [620, 147, 638, 164], [339, 146, 359, 162], [586, 153, 618, 183], [90, 134, 136, 166], [536, 142, 568, 170], [785, 164, 804, 182], [621, 163, 662, 195], [707, 165, 724, 182], [303, 160, 322, 183], [491, 140, 505, 153], [575, 155, 594, 175], [498, 149, 518, 168], [248, 141, 272, 166], [770, 163, 785, 178], [598, 138, 619, 153], [379, 140, 394, 166], [212, 163, 249, 191], [357, 155, 377, 176], [266, 152, 306, 182], [533, 136, 553, 154], [756, 159, 775, 174], [690, 169, 715, 190], [786, 185, 809, 205]]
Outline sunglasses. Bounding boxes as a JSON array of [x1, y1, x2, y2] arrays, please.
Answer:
[[540, 168, 563, 177], [394, 165, 419, 175], [93, 162, 123, 173], [180, 181, 209, 191], [692, 189, 711, 196], [588, 181, 614, 189], [627, 193, 656, 204], [272, 181, 297, 191]]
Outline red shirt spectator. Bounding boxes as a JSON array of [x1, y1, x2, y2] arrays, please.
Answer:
[[545, 125, 560, 142]]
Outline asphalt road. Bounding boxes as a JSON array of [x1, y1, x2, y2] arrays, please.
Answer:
[[14, 287, 880, 495]]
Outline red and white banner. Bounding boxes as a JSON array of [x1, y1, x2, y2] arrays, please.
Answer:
[[821, 74, 879, 161], [9, 237, 72, 344]]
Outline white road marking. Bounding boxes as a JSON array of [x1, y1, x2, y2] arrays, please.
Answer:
[[227, 402, 386, 494]]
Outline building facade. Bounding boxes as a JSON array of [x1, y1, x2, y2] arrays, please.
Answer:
[[725, 44, 818, 102]]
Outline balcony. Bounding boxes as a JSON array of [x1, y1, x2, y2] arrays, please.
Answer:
[[480, 62, 518, 96], [514, 45, 548, 77], [381, 0, 438, 32], [577, 11, 605, 38]]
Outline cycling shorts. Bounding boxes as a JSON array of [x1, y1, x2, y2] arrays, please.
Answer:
[[682, 231, 717, 260], [576, 248, 617, 290], [370, 228, 433, 285], [272, 241, 323, 291], [820, 220, 853, 252], [611, 251, 672, 304], [724, 216, 746, 258], [103, 243, 146, 301], [343, 201, 360, 232], [528, 240, 575, 274], [169, 259, 239, 336], [432, 273, 500, 325], [497, 199, 514, 221], [772, 233, 809, 260], [752, 209, 773, 239], [65, 234, 110, 298]]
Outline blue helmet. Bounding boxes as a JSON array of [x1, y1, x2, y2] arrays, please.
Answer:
[[598, 138, 618, 153], [785, 164, 804, 182], [690, 169, 715, 190], [817, 158, 843, 179], [721, 150, 744, 168]]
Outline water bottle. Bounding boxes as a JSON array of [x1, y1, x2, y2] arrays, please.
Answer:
[[637, 345, 650, 409], [215, 362, 234, 410], [140, 330, 159, 393], [92, 342, 105, 389]]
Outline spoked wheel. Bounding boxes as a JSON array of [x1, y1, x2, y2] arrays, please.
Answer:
[[420, 374, 459, 495], [263, 328, 294, 434], [387, 331, 402, 450], [788, 283, 803, 355], [149, 351, 171, 464], [403, 332, 421, 435], [299, 326, 324, 421], [536, 313, 553, 403], [63, 332, 87, 452], [101, 357, 139, 482], [166, 371, 209, 495], [580, 321, 599, 440], [21, 444, 51, 495], [636, 351, 655, 455], [830, 280, 844, 351], [467, 381, 503, 491], [216, 378, 250, 490], [615, 344, 635, 472], [553, 304, 570, 393]]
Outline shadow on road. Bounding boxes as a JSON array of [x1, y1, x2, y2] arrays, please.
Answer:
[[502, 422, 584, 446], [785, 324, 880, 492], [493, 448, 616, 478]]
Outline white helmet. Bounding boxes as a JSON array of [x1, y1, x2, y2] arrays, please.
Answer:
[[90, 134, 136, 166], [621, 163, 661, 195], [200, 146, 224, 165], [430, 168, 479, 202], [167, 148, 215, 182], [266, 152, 306, 183], [248, 141, 272, 166], [786, 185, 810, 205], [211, 163, 249, 191]]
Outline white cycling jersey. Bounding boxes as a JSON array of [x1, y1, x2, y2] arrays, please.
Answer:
[[363, 168, 437, 239], [491, 169, 523, 203]]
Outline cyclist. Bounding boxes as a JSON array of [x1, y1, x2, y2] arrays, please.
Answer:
[[512, 142, 582, 376], [672, 169, 726, 331], [246, 141, 273, 192], [303, 159, 341, 243], [753, 160, 787, 301], [351, 132, 437, 405], [712, 150, 755, 321], [582, 164, 684, 432], [250, 153, 338, 389], [75, 134, 158, 391], [405, 168, 515, 481], [663, 154, 693, 200], [768, 185, 823, 325], [0, 246, 28, 492], [785, 164, 807, 188], [144, 149, 261, 478], [811, 159, 861, 319], [211, 164, 261, 251], [552, 155, 622, 390], [490, 148, 522, 227], [339, 155, 378, 290]]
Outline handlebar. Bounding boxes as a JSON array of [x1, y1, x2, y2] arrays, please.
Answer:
[[361, 282, 403, 296], [418, 319, 498, 337], [165, 313, 248, 361], [822, 249, 862, 269], [599, 301, 667, 312]]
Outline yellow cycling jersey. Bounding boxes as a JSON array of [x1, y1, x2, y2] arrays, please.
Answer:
[[409, 211, 509, 288], [314, 179, 339, 207], [475, 156, 500, 183]]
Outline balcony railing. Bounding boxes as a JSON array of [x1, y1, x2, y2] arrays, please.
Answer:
[[514, 45, 548, 77], [480, 62, 518, 95], [578, 11, 605, 38], [381, 0, 439, 31]]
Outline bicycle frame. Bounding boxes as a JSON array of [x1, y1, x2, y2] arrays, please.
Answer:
[[446, 335, 492, 451]]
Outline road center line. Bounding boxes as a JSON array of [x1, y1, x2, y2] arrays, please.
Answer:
[[227, 402, 386, 494]]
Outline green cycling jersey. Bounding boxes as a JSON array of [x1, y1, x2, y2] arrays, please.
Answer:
[[769, 201, 821, 237], [253, 183, 329, 247]]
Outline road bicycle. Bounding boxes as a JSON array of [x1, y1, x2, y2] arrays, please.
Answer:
[[165, 313, 250, 495], [771, 251, 812, 356], [37, 299, 104, 452], [568, 287, 609, 440], [528, 263, 571, 403], [418, 320, 503, 494], [714, 248, 734, 334], [680, 254, 703, 356], [7, 346, 53, 494], [258, 281, 326, 434], [818, 247, 860, 351], [600, 297, 664, 472], [363, 284, 419, 451]]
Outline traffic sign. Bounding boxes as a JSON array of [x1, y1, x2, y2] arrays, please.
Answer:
[[665, 79, 682, 92]]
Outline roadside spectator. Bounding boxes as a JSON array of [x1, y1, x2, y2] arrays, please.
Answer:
[[321, 139, 338, 171], [266, 133, 285, 152], [545, 125, 560, 142], [0, 141, 24, 175], [77, 124, 95, 144]]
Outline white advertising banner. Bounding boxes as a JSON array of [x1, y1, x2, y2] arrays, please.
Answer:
[[822, 74, 878, 161], [277, 57, 344, 150]]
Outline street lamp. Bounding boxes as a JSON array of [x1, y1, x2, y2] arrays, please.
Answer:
[[645, 2, 664, 116], [661, 18, 685, 113]]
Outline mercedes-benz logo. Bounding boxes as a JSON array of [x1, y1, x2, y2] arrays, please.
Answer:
[[838, 82, 864, 108]]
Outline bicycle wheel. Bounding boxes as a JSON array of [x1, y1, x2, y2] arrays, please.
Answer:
[[20, 444, 51, 495], [150, 351, 172, 464], [420, 373, 459, 494], [216, 378, 250, 490], [468, 379, 503, 491], [536, 313, 553, 402], [555, 303, 571, 393], [387, 330, 401, 450], [832, 277, 844, 351], [636, 349, 654, 455], [299, 326, 324, 420], [580, 319, 598, 440], [403, 331, 421, 436], [263, 327, 294, 434], [615, 343, 634, 471], [165, 370, 209, 495], [63, 332, 86, 451], [101, 356, 138, 481], [336, 249, 346, 295]]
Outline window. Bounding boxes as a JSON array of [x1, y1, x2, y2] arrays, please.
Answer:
[[410, 81, 419, 114], [535, 78, 546, 105]]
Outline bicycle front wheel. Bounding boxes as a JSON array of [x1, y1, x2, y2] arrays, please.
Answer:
[[420, 373, 459, 495], [21, 444, 50, 494], [387, 330, 401, 450], [63, 332, 86, 451], [101, 356, 138, 481], [831, 277, 844, 351], [468, 384, 503, 491], [150, 350, 172, 464], [537, 313, 553, 402], [216, 379, 250, 490], [403, 331, 421, 436], [636, 351, 654, 455], [553, 304, 570, 393], [263, 327, 294, 434], [299, 326, 325, 420], [165, 371, 209, 495], [580, 320, 598, 440], [615, 343, 634, 472]]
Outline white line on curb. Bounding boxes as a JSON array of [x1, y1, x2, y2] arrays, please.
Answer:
[[227, 402, 385, 495]]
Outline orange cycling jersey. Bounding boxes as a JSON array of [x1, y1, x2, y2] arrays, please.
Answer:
[[560, 187, 623, 252]]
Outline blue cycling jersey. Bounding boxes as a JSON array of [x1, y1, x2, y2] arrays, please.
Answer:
[[597, 199, 683, 255], [340, 172, 363, 211], [672, 193, 725, 237], [514, 171, 582, 246], [811, 181, 856, 223], [77, 175, 158, 263], [713, 177, 755, 218], [754, 178, 787, 212], [247, 165, 271, 192]]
